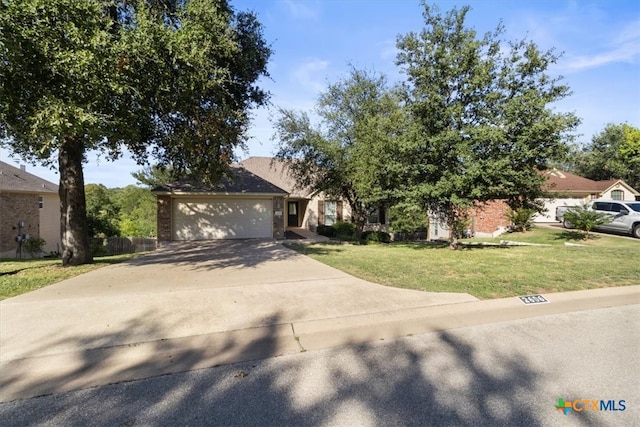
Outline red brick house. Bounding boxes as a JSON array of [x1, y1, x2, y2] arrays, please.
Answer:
[[427, 169, 640, 240], [0, 161, 61, 257]]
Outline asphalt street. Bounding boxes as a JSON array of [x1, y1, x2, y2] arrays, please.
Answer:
[[1, 304, 637, 427]]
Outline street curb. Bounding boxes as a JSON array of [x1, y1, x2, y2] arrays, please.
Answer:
[[1, 285, 638, 403]]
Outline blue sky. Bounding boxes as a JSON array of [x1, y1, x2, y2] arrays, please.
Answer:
[[2, 0, 638, 187]]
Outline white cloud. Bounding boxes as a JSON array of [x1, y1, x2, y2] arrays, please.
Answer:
[[291, 58, 330, 93], [281, 0, 321, 20], [565, 20, 640, 72]]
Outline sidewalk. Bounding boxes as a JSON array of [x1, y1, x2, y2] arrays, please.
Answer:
[[2, 282, 638, 403]]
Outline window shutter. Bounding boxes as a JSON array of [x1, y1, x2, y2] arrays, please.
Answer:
[[337, 201, 343, 221], [379, 206, 386, 224], [318, 200, 325, 225]]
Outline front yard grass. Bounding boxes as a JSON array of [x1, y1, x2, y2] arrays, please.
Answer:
[[0, 254, 141, 300], [287, 227, 640, 299]]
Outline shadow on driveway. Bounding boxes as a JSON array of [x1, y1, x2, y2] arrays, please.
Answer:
[[127, 239, 299, 271]]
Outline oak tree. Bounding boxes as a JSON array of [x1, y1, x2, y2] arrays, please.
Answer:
[[0, 0, 271, 264], [396, 3, 579, 248]]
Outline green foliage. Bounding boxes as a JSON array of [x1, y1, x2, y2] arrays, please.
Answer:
[[85, 184, 156, 238], [507, 207, 536, 232], [113, 186, 157, 237], [274, 68, 408, 234], [395, 4, 579, 249], [389, 202, 429, 233], [316, 224, 337, 238], [0, 0, 272, 265], [570, 123, 640, 191], [333, 221, 357, 239], [23, 237, 46, 258], [361, 231, 391, 244], [85, 184, 120, 238], [132, 165, 177, 188], [563, 205, 612, 240]]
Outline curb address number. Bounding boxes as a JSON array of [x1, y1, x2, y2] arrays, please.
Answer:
[[518, 294, 549, 305]]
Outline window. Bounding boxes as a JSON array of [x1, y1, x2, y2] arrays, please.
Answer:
[[610, 203, 623, 213], [593, 202, 611, 211], [38, 196, 43, 209], [611, 190, 624, 200], [366, 206, 387, 224], [324, 201, 337, 225]]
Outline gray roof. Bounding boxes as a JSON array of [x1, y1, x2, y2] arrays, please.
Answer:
[[239, 157, 312, 198], [0, 160, 58, 194], [153, 165, 288, 195]]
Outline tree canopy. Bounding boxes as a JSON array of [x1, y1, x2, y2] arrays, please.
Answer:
[[0, 0, 272, 264], [394, 3, 579, 247], [272, 4, 579, 248], [570, 123, 640, 191], [273, 68, 407, 235]]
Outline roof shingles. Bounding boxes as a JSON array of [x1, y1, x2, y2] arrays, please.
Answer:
[[0, 161, 58, 193], [153, 165, 288, 195]]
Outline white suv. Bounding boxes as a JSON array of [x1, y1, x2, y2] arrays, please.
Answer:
[[586, 200, 640, 239]]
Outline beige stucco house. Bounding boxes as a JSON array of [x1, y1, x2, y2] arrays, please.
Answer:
[[152, 157, 355, 243], [0, 161, 61, 257], [239, 157, 352, 231], [534, 169, 640, 222]]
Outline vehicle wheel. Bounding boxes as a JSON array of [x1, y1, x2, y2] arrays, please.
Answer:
[[563, 219, 573, 229], [633, 224, 640, 239]]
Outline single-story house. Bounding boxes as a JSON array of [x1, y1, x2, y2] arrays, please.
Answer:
[[534, 169, 640, 222], [0, 160, 61, 257], [239, 157, 352, 231], [153, 156, 390, 242], [427, 169, 639, 239], [427, 199, 511, 240], [153, 165, 289, 241]]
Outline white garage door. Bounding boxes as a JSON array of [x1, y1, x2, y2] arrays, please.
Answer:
[[173, 198, 273, 240], [533, 198, 585, 223]]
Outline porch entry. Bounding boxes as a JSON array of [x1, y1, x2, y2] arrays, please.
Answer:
[[288, 201, 299, 227]]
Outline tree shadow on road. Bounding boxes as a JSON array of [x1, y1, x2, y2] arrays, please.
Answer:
[[0, 315, 547, 426]]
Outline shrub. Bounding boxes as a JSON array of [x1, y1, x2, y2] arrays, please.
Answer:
[[361, 230, 391, 244], [332, 221, 356, 239], [563, 205, 612, 240], [316, 224, 337, 237], [507, 207, 536, 232], [22, 237, 46, 258], [91, 238, 109, 256]]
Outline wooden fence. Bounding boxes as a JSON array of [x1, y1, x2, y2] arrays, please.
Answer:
[[105, 237, 157, 256]]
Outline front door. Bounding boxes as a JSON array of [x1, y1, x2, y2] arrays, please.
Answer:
[[288, 201, 299, 227]]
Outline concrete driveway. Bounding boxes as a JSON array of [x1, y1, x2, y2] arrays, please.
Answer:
[[0, 240, 477, 401]]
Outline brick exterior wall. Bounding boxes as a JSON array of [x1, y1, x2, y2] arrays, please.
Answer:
[[273, 196, 285, 239], [469, 200, 510, 234], [1, 193, 40, 254], [156, 195, 172, 243]]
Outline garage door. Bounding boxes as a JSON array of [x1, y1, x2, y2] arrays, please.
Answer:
[[173, 198, 273, 240], [533, 198, 584, 223]]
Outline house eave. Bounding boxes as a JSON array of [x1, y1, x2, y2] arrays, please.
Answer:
[[155, 190, 289, 198]]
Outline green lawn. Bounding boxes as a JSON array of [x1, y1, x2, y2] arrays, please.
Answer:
[[0, 254, 142, 300], [287, 227, 640, 299]]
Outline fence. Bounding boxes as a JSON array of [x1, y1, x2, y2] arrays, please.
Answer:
[[105, 237, 157, 256]]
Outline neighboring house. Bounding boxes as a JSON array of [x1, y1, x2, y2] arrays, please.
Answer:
[[0, 161, 61, 257], [427, 200, 511, 240], [427, 169, 640, 240], [534, 169, 640, 222]]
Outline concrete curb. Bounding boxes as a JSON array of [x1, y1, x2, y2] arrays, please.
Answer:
[[1, 285, 638, 403]]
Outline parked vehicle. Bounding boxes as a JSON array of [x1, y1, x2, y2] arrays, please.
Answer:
[[558, 200, 640, 238]]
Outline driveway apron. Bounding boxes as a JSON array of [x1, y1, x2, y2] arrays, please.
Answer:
[[0, 240, 477, 401]]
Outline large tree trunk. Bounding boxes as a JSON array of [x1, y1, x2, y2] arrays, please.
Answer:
[[59, 136, 93, 266]]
